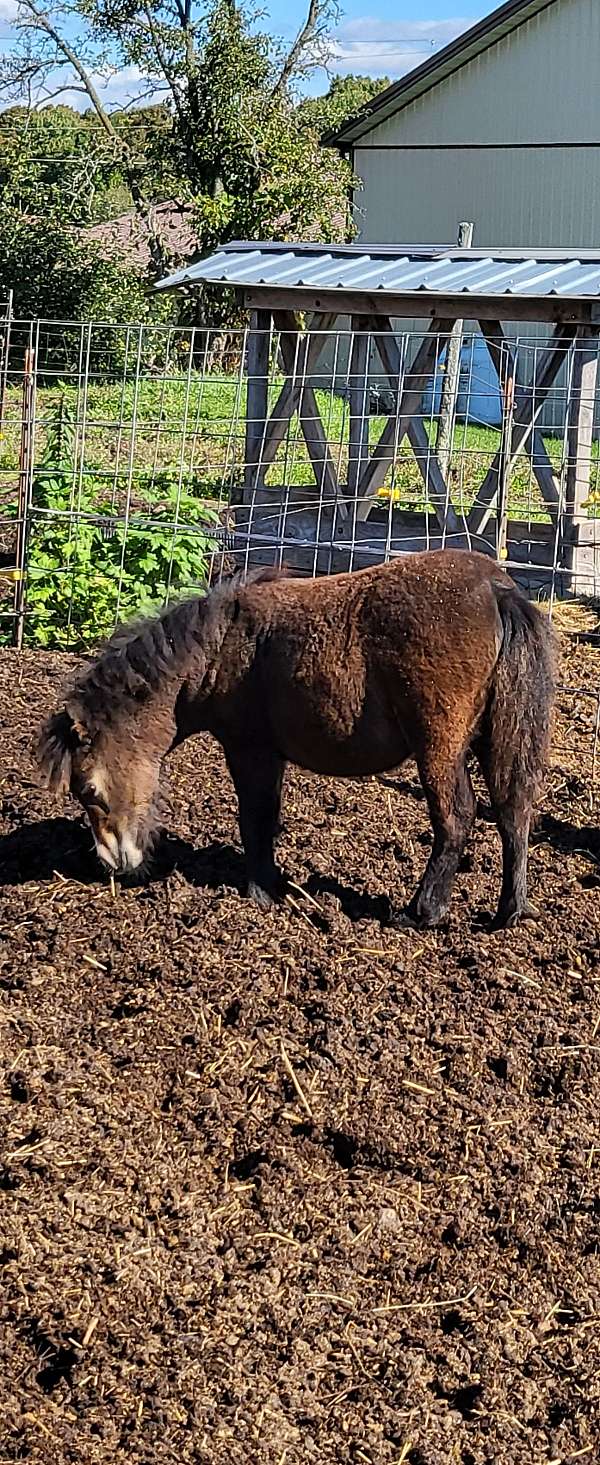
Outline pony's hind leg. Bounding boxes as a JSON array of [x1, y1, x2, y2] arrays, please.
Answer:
[[476, 743, 536, 929], [398, 753, 476, 929], [494, 806, 534, 929], [225, 744, 285, 910]]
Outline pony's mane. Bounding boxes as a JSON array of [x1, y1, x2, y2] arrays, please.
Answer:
[[69, 565, 285, 729]]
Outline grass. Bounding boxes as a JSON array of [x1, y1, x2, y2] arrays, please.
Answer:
[[1, 371, 599, 524]]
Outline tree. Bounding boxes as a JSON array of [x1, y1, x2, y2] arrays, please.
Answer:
[[1, 0, 350, 282], [0, 203, 177, 366], [0, 105, 128, 225], [297, 73, 391, 139]]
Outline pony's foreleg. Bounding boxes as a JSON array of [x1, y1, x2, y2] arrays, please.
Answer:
[[398, 753, 476, 929], [225, 745, 285, 909]]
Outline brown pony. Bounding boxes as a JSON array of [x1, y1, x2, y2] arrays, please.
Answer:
[[37, 551, 556, 929]]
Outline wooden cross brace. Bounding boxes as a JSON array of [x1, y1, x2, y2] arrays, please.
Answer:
[[467, 322, 577, 539], [354, 317, 463, 538], [244, 309, 347, 519]]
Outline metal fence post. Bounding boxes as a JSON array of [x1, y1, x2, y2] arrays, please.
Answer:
[[13, 343, 36, 649], [0, 289, 13, 442]]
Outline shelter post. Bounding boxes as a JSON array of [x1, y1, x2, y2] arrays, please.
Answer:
[[564, 326, 600, 595], [347, 317, 371, 506], [435, 221, 474, 482], [244, 309, 271, 501]]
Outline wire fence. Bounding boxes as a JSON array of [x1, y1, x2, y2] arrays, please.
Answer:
[[1, 314, 600, 657]]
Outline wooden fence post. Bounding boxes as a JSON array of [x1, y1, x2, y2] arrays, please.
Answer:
[[563, 326, 600, 595], [244, 309, 271, 503]]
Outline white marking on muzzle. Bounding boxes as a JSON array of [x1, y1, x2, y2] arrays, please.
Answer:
[[119, 832, 144, 871], [95, 833, 118, 869], [89, 762, 110, 804], [94, 828, 143, 872]]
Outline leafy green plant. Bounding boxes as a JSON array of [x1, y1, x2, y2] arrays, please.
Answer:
[[19, 399, 221, 648]]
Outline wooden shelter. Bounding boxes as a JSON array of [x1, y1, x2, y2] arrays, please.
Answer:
[[156, 242, 600, 592]]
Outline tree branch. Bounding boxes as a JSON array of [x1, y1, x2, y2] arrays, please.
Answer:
[[36, 83, 93, 101], [140, 1, 185, 123], [272, 0, 332, 96], [20, 0, 123, 145]]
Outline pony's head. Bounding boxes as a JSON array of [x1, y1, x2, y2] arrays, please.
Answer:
[[37, 704, 165, 873], [36, 568, 287, 875]]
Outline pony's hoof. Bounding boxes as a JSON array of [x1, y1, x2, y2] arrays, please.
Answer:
[[248, 881, 276, 911], [391, 906, 441, 931], [391, 908, 419, 930], [492, 900, 540, 930]]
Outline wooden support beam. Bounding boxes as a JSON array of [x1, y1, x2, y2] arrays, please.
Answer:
[[468, 324, 577, 539], [478, 320, 515, 557], [242, 284, 600, 327], [563, 326, 600, 594], [275, 311, 346, 516], [355, 319, 461, 535], [244, 310, 271, 499], [480, 321, 561, 514], [406, 417, 464, 539], [355, 325, 443, 517], [530, 430, 561, 509], [375, 322, 464, 536], [347, 317, 371, 500], [249, 312, 337, 480], [435, 220, 474, 481]]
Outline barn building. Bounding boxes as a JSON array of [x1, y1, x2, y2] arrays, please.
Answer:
[[330, 0, 600, 251]]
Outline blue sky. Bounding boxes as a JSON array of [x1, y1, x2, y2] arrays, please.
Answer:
[[273, 1, 482, 91], [0, 1, 484, 108]]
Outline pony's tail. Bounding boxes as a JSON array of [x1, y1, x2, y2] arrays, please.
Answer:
[[480, 584, 557, 813]]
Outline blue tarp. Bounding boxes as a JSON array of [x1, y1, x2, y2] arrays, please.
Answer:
[[422, 336, 502, 428]]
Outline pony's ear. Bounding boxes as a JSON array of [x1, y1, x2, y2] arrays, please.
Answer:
[[36, 708, 84, 794]]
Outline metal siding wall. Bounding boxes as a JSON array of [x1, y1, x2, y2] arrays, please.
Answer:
[[353, 146, 600, 249], [356, 0, 600, 148]]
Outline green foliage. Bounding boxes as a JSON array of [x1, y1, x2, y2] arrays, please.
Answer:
[[0, 103, 176, 226], [174, 2, 353, 250], [0, 209, 97, 322], [297, 73, 391, 139], [21, 399, 220, 648], [0, 106, 116, 225], [0, 103, 182, 342], [0, 206, 178, 372]]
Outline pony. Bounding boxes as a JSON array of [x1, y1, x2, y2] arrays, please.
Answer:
[[37, 551, 556, 929]]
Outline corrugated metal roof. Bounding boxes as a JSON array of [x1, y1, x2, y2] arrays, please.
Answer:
[[156, 242, 600, 300]]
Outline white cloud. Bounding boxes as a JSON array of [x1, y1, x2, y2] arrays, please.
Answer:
[[0, 55, 165, 111], [329, 15, 476, 78], [39, 64, 164, 111], [0, 0, 18, 43]]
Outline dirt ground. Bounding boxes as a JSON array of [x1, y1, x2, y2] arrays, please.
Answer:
[[1, 628, 600, 1465]]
